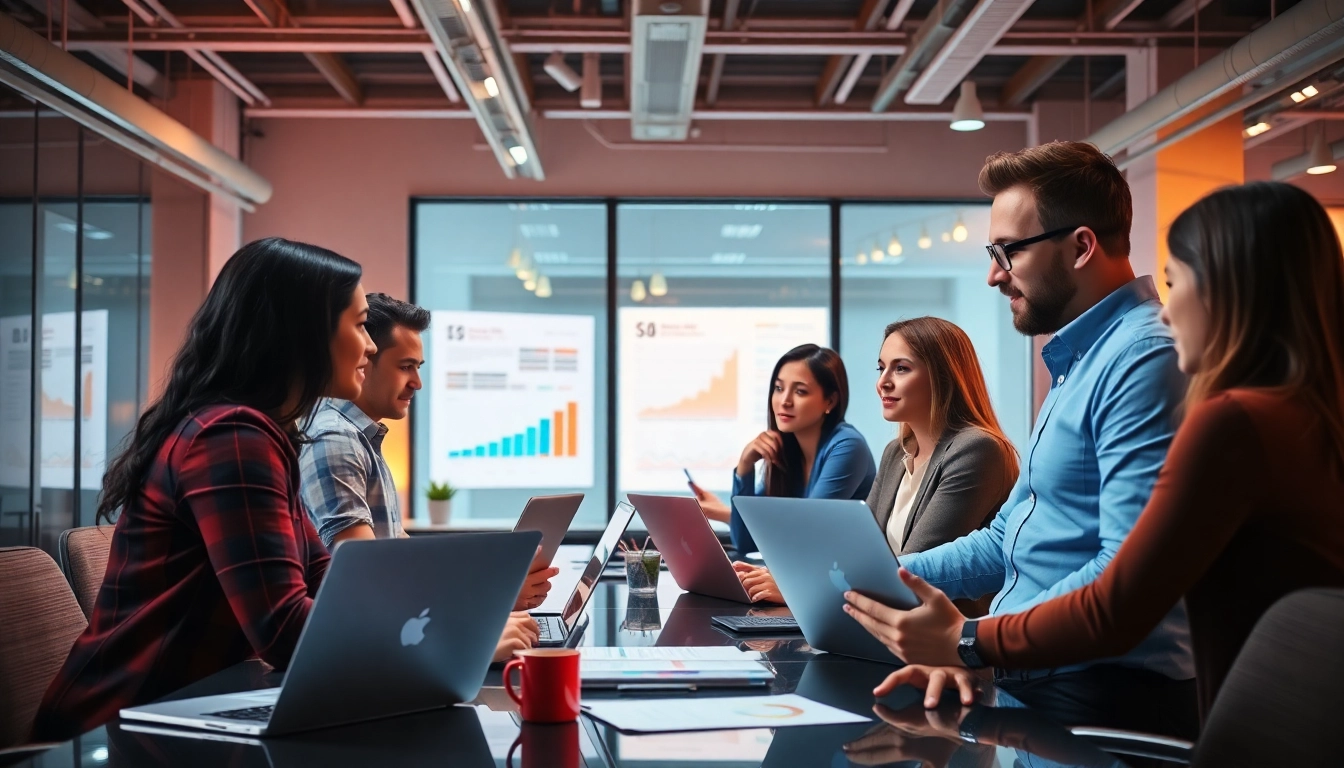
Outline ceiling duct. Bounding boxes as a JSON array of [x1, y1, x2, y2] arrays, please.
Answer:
[[871, 0, 978, 112], [904, 0, 1039, 105], [412, 0, 543, 179], [630, 0, 709, 141], [1088, 0, 1344, 155], [0, 11, 270, 208]]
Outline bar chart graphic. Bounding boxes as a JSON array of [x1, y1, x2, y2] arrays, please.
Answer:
[[429, 311, 594, 489]]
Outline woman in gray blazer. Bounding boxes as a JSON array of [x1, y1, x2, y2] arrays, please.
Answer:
[[738, 317, 1018, 617]]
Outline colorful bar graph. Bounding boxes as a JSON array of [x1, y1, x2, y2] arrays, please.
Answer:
[[448, 402, 580, 460]]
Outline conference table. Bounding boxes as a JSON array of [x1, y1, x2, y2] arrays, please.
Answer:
[[14, 546, 1145, 768]]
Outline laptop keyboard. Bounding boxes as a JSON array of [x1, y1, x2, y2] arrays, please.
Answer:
[[206, 705, 274, 722], [717, 615, 800, 631], [537, 616, 564, 644]]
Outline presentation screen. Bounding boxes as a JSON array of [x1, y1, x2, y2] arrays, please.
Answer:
[[618, 307, 829, 492], [428, 311, 596, 490]]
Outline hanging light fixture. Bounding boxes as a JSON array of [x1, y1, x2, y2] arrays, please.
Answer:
[[524, 275, 538, 292], [871, 243, 884, 263], [918, 226, 932, 250], [1307, 129, 1337, 175], [950, 81, 985, 132], [516, 253, 535, 281], [856, 250, 869, 265], [535, 275, 553, 298], [630, 279, 648, 302], [649, 272, 669, 296], [887, 234, 903, 257], [941, 232, 951, 243], [507, 247, 523, 269], [951, 215, 968, 242]]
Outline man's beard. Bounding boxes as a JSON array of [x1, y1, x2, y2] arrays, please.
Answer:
[[1004, 250, 1077, 336]]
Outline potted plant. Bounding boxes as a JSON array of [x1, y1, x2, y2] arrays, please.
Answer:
[[425, 481, 456, 525]]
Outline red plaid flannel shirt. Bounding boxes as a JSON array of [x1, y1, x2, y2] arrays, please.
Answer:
[[32, 404, 330, 741]]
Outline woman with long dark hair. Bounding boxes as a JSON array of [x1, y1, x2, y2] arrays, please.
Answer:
[[32, 238, 378, 740], [846, 182, 1344, 721], [692, 344, 877, 555]]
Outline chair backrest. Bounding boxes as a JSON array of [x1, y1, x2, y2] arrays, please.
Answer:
[[57, 526, 113, 619], [0, 547, 88, 749], [1194, 588, 1344, 767]]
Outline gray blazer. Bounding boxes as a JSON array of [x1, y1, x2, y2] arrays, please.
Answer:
[[866, 426, 1017, 556]]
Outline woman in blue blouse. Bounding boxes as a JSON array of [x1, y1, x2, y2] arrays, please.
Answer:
[[692, 343, 876, 555]]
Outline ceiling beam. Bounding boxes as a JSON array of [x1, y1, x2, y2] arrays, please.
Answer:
[[704, 0, 740, 106], [244, 0, 363, 105], [123, 0, 270, 106], [816, 0, 889, 107], [1161, 0, 1218, 29], [20, 0, 166, 97], [243, 104, 1034, 122]]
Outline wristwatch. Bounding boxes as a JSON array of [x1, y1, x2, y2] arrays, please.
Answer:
[[957, 619, 986, 669]]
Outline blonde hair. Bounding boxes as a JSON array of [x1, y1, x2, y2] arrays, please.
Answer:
[[883, 317, 1018, 479]]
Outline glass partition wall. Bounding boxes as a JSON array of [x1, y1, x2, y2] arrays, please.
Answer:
[[413, 200, 1031, 531], [0, 84, 153, 555]]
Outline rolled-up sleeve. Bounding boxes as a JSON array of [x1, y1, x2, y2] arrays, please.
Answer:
[[299, 430, 376, 549]]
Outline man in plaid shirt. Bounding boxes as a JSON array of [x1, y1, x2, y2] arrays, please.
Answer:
[[297, 293, 556, 661]]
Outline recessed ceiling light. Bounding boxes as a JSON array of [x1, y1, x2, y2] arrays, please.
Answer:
[[507, 145, 528, 164], [483, 77, 499, 98], [1291, 91, 1307, 103], [721, 224, 762, 239], [1244, 122, 1272, 137], [1302, 84, 1319, 98]]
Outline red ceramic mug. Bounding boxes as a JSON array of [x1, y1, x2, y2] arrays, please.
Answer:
[[503, 648, 581, 723]]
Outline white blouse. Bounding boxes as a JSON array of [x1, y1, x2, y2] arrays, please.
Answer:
[[885, 451, 928, 553]]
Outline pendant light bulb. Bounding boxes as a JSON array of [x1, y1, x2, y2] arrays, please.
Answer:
[[649, 272, 668, 296], [950, 81, 986, 132], [507, 248, 523, 269], [952, 216, 968, 242], [535, 275, 553, 298], [871, 245, 884, 263], [1307, 130, 1337, 175], [523, 276, 538, 292], [887, 235, 903, 257], [856, 251, 869, 265], [630, 279, 648, 302], [918, 227, 932, 250]]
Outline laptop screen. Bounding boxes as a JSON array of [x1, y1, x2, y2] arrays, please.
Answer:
[[560, 501, 636, 631]]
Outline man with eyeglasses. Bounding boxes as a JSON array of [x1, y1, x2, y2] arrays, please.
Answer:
[[845, 141, 1197, 739]]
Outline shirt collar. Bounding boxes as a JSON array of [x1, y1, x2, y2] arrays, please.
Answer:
[[325, 398, 388, 445], [1045, 276, 1159, 366]]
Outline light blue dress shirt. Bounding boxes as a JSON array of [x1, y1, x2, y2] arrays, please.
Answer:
[[729, 420, 876, 554], [901, 277, 1194, 681]]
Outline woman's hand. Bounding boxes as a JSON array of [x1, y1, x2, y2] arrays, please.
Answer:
[[512, 548, 561, 611], [493, 612, 540, 662], [733, 561, 785, 604], [690, 482, 731, 523], [737, 431, 784, 476], [842, 567, 965, 667], [873, 664, 988, 709]]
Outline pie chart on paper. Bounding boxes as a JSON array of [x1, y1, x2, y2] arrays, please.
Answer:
[[732, 702, 807, 720]]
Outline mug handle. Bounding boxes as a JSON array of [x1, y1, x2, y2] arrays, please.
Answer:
[[503, 657, 525, 707], [505, 734, 523, 768]]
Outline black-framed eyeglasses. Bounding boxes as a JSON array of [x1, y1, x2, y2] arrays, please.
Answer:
[[985, 226, 1079, 272]]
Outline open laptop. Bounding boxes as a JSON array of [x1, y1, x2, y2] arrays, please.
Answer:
[[531, 501, 637, 648], [627, 493, 751, 603], [734, 497, 920, 665], [512, 493, 584, 568], [119, 531, 542, 736]]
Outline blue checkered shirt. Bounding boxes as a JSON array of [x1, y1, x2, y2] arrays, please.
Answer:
[[299, 399, 404, 548]]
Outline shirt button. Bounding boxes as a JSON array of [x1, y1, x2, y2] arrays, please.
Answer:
[[1056, 374, 1065, 385]]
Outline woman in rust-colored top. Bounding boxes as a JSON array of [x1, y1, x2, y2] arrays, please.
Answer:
[[844, 181, 1344, 721]]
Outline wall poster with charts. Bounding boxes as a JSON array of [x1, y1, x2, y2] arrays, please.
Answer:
[[618, 307, 829, 492], [0, 310, 109, 490], [428, 311, 595, 490]]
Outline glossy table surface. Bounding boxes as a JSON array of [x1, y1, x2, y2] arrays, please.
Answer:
[[15, 546, 1140, 768]]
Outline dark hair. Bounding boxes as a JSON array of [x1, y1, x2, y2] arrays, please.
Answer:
[[978, 140, 1132, 256], [365, 292, 430, 358], [1168, 181, 1344, 470], [98, 237, 363, 523], [763, 344, 850, 498]]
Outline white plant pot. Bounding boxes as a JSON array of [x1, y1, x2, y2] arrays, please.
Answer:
[[427, 499, 452, 526]]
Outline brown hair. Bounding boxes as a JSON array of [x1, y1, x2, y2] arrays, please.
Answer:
[[883, 317, 1018, 479], [1167, 181, 1344, 471], [978, 140, 1132, 256], [763, 344, 850, 498]]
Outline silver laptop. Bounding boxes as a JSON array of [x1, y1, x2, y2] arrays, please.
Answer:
[[627, 493, 751, 603], [734, 497, 919, 665], [119, 531, 542, 736], [512, 493, 584, 568], [531, 501, 636, 647]]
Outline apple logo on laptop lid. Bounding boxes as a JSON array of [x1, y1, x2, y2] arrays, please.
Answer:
[[401, 608, 431, 646], [828, 563, 851, 594]]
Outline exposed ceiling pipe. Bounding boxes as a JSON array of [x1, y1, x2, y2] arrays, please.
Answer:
[[1089, 0, 1344, 155], [0, 11, 272, 208], [870, 0, 978, 112]]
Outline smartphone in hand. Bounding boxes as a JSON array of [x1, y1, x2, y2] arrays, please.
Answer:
[[683, 468, 696, 489]]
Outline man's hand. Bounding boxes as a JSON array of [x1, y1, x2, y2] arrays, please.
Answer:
[[733, 562, 785, 604], [513, 547, 561, 611], [873, 664, 988, 709], [842, 567, 964, 667], [493, 612, 540, 663]]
